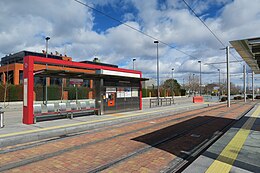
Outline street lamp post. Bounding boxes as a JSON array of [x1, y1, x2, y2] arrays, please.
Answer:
[[154, 41, 159, 105], [45, 37, 50, 58], [188, 75, 191, 96], [193, 73, 195, 96], [172, 68, 174, 98], [218, 69, 221, 100], [198, 61, 202, 96], [252, 71, 254, 101], [243, 64, 246, 103], [45, 37, 50, 105], [133, 58, 136, 70], [226, 46, 230, 107]]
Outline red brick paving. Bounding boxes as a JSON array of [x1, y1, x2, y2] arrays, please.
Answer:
[[0, 102, 254, 173], [102, 103, 254, 173]]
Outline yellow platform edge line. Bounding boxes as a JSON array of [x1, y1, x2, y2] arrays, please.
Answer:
[[0, 103, 206, 138], [206, 105, 260, 173]]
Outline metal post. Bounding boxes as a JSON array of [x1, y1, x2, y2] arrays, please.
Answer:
[[154, 41, 159, 105], [252, 71, 254, 101], [0, 107, 4, 128], [61, 78, 64, 102], [172, 68, 174, 98], [75, 85, 78, 103], [45, 37, 50, 105], [133, 58, 136, 70], [193, 74, 195, 96], [243, 65, 246, 102], [218, 69, 221, 100], [188, 75, 191, 96], [226, 46, 230, 107], [247, 72, 249, 94], [198, 61, 202, 96]]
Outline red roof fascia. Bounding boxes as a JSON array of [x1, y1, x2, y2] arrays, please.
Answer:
[[31, 56, 141, 75]]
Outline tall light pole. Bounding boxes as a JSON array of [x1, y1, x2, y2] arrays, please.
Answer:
[[45, 37, 50, 58], [188, 74, 191, 96], [172, 68, 174, 98], [247, 72, 249, 94], [198, 60, 202, 96], [226, 46, 230, 107], [133, 58, 136, 70], [218, 69, 221, 100], [154, 40, 159, 104], [252, 71, 254, 101], [193, 73, 195, 95], [45, 36, 50, 105], [243, 64, 246, 103]]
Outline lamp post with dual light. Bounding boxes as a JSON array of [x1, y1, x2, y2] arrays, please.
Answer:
[[45, 36, 50, 105], [154, 40, 159, 104]]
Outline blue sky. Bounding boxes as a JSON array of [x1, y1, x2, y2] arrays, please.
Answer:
[[92, 0, 226, 33], [92, 0, 229, 33], [92, 1, 139, 32], [0, 0, 260, 87]]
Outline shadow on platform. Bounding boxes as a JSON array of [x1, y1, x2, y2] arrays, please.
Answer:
[[132, 115, 260, 172]]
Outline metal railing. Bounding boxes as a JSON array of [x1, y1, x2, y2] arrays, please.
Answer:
[[149, 98, 174, 108]]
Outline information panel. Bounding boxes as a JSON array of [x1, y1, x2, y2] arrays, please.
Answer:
[[117, 87, 124, 98], [23, 78, 28, 106], [124, 88, 131, 98], [131, 88, 139, 97]]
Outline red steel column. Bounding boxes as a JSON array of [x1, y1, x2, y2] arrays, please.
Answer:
[[23, 56, 34, 124]]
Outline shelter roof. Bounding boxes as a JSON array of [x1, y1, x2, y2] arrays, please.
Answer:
[[230, 37, 260, 74], [34, 69, 148, 81]]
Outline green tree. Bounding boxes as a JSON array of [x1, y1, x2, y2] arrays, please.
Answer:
[[161, 79, 181, 96]]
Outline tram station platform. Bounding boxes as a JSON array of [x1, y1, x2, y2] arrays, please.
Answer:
[[183, 103, 260, 173], [0, 100, 213, 148]]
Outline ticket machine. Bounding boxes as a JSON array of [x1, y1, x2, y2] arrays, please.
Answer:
[[107, 92, 115, 107], [104, 87, 116, 107]]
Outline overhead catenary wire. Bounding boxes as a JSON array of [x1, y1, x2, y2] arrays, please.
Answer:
[[182, 0, 225, 47], [204, 60, 244, 65], [182, 0, 243, 65], [74, 0, 198, 59], [74, 0, 241, 79]]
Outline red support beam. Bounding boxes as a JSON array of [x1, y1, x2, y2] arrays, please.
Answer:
[[33, 56, 141, 75], [23, 56, 144, 124], [139, 74, 142, 110], [23, 56, 35, 124]]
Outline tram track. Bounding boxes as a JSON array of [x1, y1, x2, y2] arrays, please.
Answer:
[[0, 104, 227, 172], [161, 102, 256, 173], [0, 103, 225, 154], [0, 102, 254, 172], [90, 102, 254, 173]]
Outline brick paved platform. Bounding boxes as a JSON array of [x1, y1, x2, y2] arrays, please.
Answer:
[[0, 101, 211, 148], [0, 101, 255, 173], [183, 103, 260, 173]]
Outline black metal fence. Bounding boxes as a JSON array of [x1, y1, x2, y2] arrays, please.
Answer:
[[149, 98, 174, 108]]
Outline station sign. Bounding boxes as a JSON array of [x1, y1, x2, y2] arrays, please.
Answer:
[[106, 87, 116, 92], [69, 78, 84, 85]]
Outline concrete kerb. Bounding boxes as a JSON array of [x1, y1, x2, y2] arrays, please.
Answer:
[[0, 103, 214, 148]]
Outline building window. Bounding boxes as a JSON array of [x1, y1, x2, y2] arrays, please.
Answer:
[[0, 73, 3, 84], [83, 79, 90, 87], [34, 76, 44, 86], [50, 78, 62, 86], [5, 71, 14, 84], [19, 71, 23, 84]]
